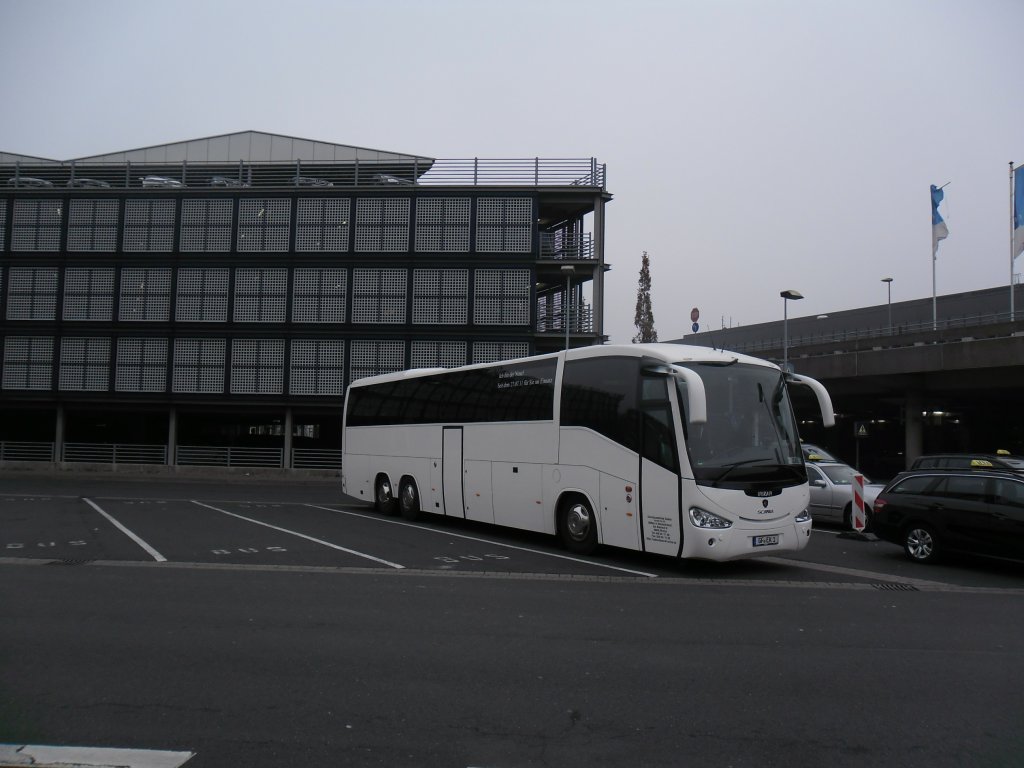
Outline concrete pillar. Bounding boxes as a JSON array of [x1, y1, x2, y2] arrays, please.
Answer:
[[168, 408, 177, 466], [904, 392, 923, 471], [54, 405, 64, 463], [592, 195, 605, 337], [283, 407, 293, 469]]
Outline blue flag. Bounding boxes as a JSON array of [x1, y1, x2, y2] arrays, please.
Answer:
[[1014, 166, 1024, 258], [931, 184, 948, 256]]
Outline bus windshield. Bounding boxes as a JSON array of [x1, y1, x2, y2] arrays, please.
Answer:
[[675, 362, 805, 488]]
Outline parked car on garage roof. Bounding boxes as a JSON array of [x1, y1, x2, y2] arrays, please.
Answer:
[[67, 178, 111, 188], [289, 175, 333, 187], [805, 461, 883, 528], [372, 173, 414, 186], [872, 468, 1024, 564], [7, 176, 53, 188], [141, 175, 185, 188], [209, 175, 248, 187]]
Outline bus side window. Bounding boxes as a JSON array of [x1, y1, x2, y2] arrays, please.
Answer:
[[640, 377, 678, 472], [642, 405, 679, 472], [561, 357, 641, 452]]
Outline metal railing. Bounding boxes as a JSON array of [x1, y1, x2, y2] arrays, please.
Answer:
[[62, 443, 167, 464], [418, 158, 605, 188], [175, 445, 283, 468], [720, 311, 1024, 357], [0, 441, 55, 462], [540, 232, 594, 260], [0, 441, 342, 470], [536, 304, 594, 334], [292, 448, 342, 470], [3, 157, 607, 191]]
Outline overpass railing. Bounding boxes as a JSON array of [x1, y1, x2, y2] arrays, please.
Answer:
[[719, 310, 1024, 357]]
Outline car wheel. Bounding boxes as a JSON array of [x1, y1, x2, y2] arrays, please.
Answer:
[[398, 477, 420, 522], [558, 496, 597, 555], [903, 523, 939, 563], [374, 475, 398, 516]]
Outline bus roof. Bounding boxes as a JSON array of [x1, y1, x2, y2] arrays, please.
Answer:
[[347, 342, 778, 389]]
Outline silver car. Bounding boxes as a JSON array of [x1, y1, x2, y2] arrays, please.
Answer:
[[7, 176, 53, 188], [141, 175, 185, 188], [67, 178, 111, 188], [209, 175, 248, 187], [806, 461, 883, 528]]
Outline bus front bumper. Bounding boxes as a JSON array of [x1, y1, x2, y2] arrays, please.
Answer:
[[681, 518, 812, 561]]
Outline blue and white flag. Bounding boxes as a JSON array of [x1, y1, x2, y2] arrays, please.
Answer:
[[1014, 165, 1024, 259], [931, 184, 949, 256]]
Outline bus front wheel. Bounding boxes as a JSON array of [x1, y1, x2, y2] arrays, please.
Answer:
[[399, 477, 421, 522], [559, 497, 597, 555], [375, 475, 398, 516]]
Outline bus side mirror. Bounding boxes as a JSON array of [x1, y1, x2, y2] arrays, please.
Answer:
[[785, 373, 835, 428]]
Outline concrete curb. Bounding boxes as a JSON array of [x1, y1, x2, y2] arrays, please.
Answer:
[[0, 744, 194, 767]]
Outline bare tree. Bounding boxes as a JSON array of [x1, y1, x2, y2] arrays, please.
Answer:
[[632, 250, 658, 343]]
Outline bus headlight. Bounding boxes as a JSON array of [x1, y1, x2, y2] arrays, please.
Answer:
[[795, 509, 811, 523], [689, 507, 733, 529]]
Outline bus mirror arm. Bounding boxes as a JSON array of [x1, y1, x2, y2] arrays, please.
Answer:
[[667, 365, 707, 425], [785, 373, 836, 428]]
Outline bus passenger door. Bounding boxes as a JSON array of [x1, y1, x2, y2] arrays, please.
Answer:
[[641, 459, 681, 556], [639, 391, 682, 556], [442, 427, 465, 518]]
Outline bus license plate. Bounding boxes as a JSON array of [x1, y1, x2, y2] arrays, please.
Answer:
[[752, 534, 779, 547]]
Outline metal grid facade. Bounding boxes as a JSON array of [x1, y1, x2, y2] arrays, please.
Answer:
[[0, 139, 608, 465]]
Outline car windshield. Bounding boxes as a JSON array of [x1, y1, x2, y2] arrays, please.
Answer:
[[675, 361, 805, 488]]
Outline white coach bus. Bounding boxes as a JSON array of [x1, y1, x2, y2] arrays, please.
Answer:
[[342, 343, 834, 562]]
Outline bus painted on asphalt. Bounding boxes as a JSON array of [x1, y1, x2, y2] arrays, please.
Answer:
[[342, 343, 834, 561]]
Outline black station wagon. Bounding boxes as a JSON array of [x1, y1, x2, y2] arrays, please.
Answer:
[[872, 469, 1024, 564]]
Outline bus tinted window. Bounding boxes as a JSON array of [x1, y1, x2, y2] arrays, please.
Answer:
[[347, 359, 556, 426], [561, 357, 641, 452]]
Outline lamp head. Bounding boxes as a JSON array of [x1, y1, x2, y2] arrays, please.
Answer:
[[780, 289, 803, 301]]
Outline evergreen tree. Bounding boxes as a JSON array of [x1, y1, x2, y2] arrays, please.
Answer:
[[632, 250, 658, 343]]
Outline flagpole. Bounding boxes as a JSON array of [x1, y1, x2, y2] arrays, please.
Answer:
[[931, 182, 950, 331], [932, 185, 938, 331]]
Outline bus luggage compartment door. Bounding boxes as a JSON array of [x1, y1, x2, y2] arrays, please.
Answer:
[[442, 427, 465, 518]]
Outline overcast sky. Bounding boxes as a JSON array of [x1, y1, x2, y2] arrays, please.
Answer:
[[2, 0, 1021, 344]]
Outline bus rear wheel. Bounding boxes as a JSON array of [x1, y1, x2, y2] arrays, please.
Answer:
[[399, 478, 421, 522], [375, 475, 398, 516], [559, 497, 597, 555]]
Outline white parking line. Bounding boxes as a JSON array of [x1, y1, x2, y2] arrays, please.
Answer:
[[83, 498, 167, 563], [305, 503, 659, 578], [190, 500, 405, 569]]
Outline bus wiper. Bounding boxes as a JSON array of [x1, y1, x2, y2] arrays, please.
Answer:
[[711, 460, 803, 487], [711, 459, 772, 486]]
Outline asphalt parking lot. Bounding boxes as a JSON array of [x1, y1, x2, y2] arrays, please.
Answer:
[[3, 471, 1023, 768], [2, 471, 1022, 591]]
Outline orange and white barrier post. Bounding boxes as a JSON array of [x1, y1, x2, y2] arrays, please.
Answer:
[[851, 474, 866, 532]]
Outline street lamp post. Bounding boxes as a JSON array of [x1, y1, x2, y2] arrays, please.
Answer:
[[780, 289, 803, 371], [560, 265, 575, 350], [881, 277, 893, 334]]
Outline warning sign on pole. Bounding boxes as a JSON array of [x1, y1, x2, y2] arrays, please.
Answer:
[[851, 474, 866, 532]]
